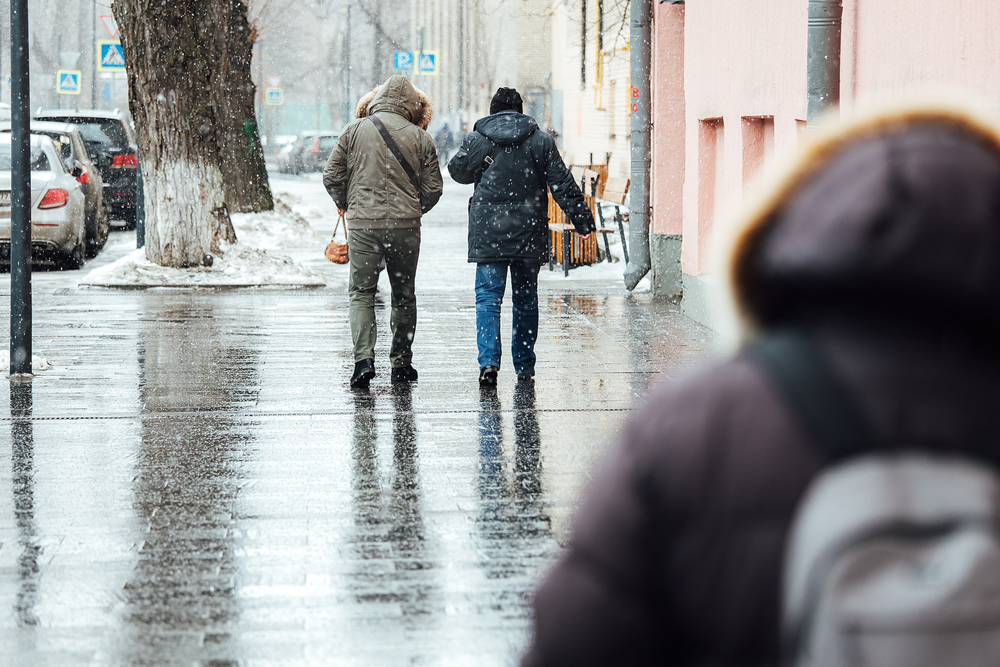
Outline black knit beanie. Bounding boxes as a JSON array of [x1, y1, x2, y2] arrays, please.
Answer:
[[490, 87, 523, 114]]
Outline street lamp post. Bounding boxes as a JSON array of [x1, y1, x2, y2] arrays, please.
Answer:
[[10, 0, 32, 376]]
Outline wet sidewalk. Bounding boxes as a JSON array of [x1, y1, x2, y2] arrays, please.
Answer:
[[0, 175, 716, 666]]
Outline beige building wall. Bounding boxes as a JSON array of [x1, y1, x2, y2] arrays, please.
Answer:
[[662, 0, 1000, 326], [550, 0, 631, 177]]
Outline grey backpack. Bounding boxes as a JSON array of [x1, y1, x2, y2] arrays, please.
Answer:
[[752, 333, 1000, 667]]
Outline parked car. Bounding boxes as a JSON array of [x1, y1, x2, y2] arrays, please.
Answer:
[[275, 138, 303, 174], [0, 134, 87, 269], [0, 121, 109, 257], [302, 132, 339, 172], [33, 108, 138, 228], [277, 131, 339, 174]]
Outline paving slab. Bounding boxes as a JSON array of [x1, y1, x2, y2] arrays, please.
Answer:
[[0, 174, 716, 665]]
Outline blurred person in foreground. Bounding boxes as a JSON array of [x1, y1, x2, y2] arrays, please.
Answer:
[[448, 87, 595, 386], [521, 99, 1000, 665], [324, 75, 443, 389]]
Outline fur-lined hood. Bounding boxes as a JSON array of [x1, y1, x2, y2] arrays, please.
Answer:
[[355, 75, 433, 130], [722, 96, 1000, 341]]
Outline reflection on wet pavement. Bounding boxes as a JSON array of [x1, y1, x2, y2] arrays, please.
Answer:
[[0, 279, 713, 664]]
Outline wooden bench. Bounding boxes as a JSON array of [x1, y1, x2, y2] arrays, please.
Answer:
[[596, 177, 630, 264]]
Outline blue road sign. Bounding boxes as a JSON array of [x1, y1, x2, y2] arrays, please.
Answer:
[[266, 88, 283, 106], [394, 51, 414, 71], [98, 41, 125, 71], [56, 69, 82, 95], [417, 51, 439, 75]]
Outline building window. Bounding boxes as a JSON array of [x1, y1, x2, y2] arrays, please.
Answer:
[[609, 80, 617, 139], [741, 116, 774, 189], [698, 118, 725, 262]]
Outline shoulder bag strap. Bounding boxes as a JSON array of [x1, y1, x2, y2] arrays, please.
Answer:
[[369, 115, 421, 196], [474, 139, 505, 188], [746, 330, 875, 459]]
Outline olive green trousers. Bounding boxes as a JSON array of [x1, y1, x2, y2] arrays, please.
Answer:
[[347, 228, 421, 367]]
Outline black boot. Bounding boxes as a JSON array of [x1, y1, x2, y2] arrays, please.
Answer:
[[391, 365, 418, 382], [350, 359, 376, 389], [479, 365, 499, 387]]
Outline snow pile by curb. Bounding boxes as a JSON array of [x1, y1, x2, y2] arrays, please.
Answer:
[[79, 198, 328, 288], [0, 349, 52, 373], [230, 199, 325, 250], [79, 244, 326, 288]]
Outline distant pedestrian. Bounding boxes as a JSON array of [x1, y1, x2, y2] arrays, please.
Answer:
[[521, 100, 1000, 665], [434, 123, 454, 166], [323, 75, 443, 389], [448, 87, 595, 386]]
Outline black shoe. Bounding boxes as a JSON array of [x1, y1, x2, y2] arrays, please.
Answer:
[[350, 359, 376, 389], [391, 365, 418, 382], [479, 365, 499, 387], [517, 372, 534, 383]]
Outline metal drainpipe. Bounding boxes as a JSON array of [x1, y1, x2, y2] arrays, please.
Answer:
[[807, 0, 843, 126], [624, 0, 652, 291]]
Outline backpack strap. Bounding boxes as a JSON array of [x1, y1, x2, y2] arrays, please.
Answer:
[[746, 330, 875, 459], [369, 115, 421, 196]]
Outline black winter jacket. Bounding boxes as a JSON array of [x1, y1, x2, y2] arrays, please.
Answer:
[[448, 111, 595, 263]]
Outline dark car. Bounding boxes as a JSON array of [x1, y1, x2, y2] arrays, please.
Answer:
[[278, 131, 338, 174], [0, 121, 109, 257], [303, 132, 339, 172], [33, 108, 139, 228]]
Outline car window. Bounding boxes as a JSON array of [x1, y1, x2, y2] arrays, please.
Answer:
[[318, 137, 336, 150], [0, 145, 51, 171], [34, 132, 73, 161], [38, 117, 129, 148]]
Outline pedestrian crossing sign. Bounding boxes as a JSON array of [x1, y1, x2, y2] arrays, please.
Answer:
[[416, 51, 439, 75], [97, 40, 126, 71], [266, 88, 283, 106], [56, 69, 82, 95]]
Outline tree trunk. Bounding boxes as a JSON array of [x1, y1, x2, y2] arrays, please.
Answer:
[[114, 0, 272, 267], [203, 1, 273, 213]]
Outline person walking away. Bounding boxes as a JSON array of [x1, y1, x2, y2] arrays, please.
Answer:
[[324, 75, 443, 389], [434, 123, 454, 167], [448, 87, 595, 386], [520, 100, 1000, 665]]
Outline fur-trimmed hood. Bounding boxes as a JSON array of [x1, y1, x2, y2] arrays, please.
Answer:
[[722, 96, 1000, 342], [355, 75, 433, 130]]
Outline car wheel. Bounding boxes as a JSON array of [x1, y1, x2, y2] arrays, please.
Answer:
[[62, 236, 86, 270], [85, 202, 110, 258], [122, 206, 137, 231]]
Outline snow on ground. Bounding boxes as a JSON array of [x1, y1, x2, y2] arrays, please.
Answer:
[[81, 242, 325, 289], [0, 349, 52, 373], [79, 196, 327, 289], [230, 199, 326, 250]]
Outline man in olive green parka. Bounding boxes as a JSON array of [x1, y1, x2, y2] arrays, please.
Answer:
[[324, 75, 443, 389]]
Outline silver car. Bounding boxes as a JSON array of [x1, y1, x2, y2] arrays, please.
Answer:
[[0, 134, 87, 269], [0, 120, 110, 257]]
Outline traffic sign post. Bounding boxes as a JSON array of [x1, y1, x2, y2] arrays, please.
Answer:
[[416, 51, 439, 75], [266, 88, 283, 106], [56, 69, 82, 95], [97, 41, 125, 71], [393, 51, 414, 71]]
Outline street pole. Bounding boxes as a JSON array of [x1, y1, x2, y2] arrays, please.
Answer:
[[623, 0, 651, 291], [10, 0, 31, 376], [458, 0, 464, 129], [91, 0, 97, 107]]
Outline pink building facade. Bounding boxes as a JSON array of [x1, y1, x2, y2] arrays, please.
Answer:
[[651, 0, 1000, 327]]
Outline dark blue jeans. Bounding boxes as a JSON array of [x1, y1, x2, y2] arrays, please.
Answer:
[[475, 261, 540, 375]]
